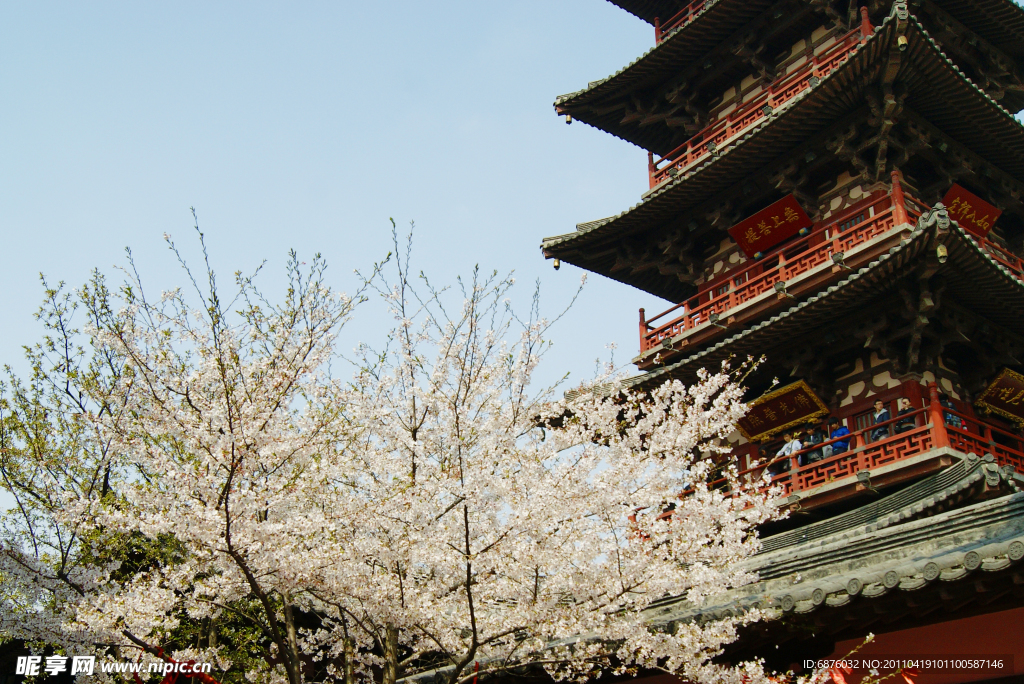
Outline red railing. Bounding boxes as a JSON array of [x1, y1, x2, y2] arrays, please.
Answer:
[[725, 384, 1024, 500], [653, 1, 709, 43], [648, 17, 871, 188], [945, 409, 1024, 473], [970, 234, 1024, 282], [752, 408, 933, 497], [639, 190, 915, 353], [893, 194, 1024, 281]]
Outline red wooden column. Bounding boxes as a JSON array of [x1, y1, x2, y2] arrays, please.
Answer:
[[928, 382, 950, 448], [638, 308, 647, 352], [903, 379, 924, 408], [891, 169, 910, 226], [860, 7, 873, 40]]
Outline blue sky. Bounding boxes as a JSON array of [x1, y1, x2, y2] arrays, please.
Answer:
[[0, 1, 670, 388]]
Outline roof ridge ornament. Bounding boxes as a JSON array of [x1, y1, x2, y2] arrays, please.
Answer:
[[916, 203, 952, 233]]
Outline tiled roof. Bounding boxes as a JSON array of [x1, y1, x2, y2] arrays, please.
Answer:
[[564, 1, 1024, 153], [933, 0, 1024, 60], [759, 453, 1022, 553], [645, 452, 1024, 628], [607, 0, 688, 25], [557, 0, 777, 155], [542, 11, 1024, 301]]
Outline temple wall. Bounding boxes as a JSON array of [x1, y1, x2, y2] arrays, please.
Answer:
[[705, 24, 841, 124], [830, 606, 1024, 684], [696, 236, 744, 290], [837, 353, 903, 407], [832, 350, 968, 407], [819, 172, 885, 221]]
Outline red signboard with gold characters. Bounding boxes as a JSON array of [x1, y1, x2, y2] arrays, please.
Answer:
[[737, 380, 830, 443], [975, 368, 1024, 426], [941, 184, 1001, 237], [729, 194, 813, 258]]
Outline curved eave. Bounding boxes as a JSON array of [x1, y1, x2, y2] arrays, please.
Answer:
[[561, 0, 1024, 156], [607, 0, 683, 25], [556, 0, 776, 155], [626, 214, 1024, 390], [542, 15, 1024, 300], [899, 13, 1024, 174], [612, 0, 1024, 45], [647, 472, 1024, 629], [934, 0, 1024, 61]]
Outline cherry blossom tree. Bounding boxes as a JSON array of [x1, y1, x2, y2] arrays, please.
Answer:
[[1, 225, 778, 684]]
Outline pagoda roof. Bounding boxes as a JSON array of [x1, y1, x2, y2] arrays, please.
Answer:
[[543, 11, 1024, 301], [758, 453, 1020, 554], [558, 0, 779, 155], [643, 452, 1024, 638], [624, 206, 1024, 389], [607, 1, 688, 25], [929, 0, 1024, 61], [563, 0, 1024, 154], [608, 0, 1024, 49]]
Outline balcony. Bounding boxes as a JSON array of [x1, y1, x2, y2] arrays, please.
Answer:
[[637, 189, 1024, 365], [970, 233, 1024, 285], [637, 189, 918, 362], [726, 384, 1024, 511], [648, 16, 872, 189], [653, 0, 709, 43]]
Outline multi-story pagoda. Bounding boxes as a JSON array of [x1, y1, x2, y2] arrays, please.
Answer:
[[544, 0, 1024, 678]]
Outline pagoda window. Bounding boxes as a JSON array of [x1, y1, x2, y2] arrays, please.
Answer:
[[849, 408, 879, 438], [836, 212, 866, 233], [784, 54, 809, 75]]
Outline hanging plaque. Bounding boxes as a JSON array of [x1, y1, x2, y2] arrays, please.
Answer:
[[737, 380, 830, 443], [941, 184, 1001, 237], [975, 368, 1024, 426], [729, 194, 814, 258]]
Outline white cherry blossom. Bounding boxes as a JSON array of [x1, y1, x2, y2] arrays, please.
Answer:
[[2, 230, 780, 684]]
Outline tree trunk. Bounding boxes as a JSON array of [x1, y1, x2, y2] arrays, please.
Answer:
[[382, 624, 399, 684], [343, 636, 355, 684], [283, 602, 303, 684]]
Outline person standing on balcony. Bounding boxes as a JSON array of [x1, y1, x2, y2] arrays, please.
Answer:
[[802, 425, 827, 465], [939, 393, 963, 429], [829, 417, 850, 454], [894, 397, 917, 434], [870, 399, 892, 442], [771, 431, 802, 474]]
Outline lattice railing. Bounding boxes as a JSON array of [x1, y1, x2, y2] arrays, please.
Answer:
[[946, 410, 1024, 473], [639, 191, 909, 353], [653, 0, 709, 42], [725, 390, 1024, 502], [648, 20, 870, 188], [970, 235, 1024, 283]]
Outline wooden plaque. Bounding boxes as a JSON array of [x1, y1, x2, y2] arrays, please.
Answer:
[[941, 184, 1001, 237], [737, 380, 830, 443], [729, 194, 813, 258], [975, 368, 1024, 426]]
